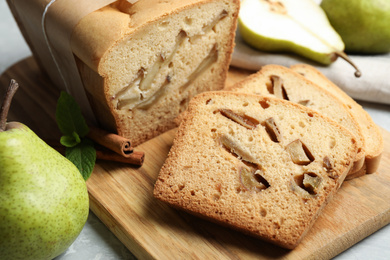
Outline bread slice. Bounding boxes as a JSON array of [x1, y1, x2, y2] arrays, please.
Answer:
[[154, 91, 358, 249], [227, 64, 365, 177], [290, 64, 383, 176], [71, 0, 240, 146]]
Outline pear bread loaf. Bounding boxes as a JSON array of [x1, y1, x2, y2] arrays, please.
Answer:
[[154, 92, 358, 249], [71, 0, 240, 146], [227, 64, 365, 177], [290, 64, 383, 177]]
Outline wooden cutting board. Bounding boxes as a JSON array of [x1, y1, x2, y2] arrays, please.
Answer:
[[1, 57, 390, 260]]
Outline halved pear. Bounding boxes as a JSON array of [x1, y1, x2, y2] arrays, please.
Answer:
[[238, 0, 361, 77]]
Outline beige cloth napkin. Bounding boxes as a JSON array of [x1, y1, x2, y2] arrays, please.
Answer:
[[231, 30, 390, 105]]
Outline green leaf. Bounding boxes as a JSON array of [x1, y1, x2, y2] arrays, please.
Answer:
[[65, 138, 96, 180], [56, 91, 96, 180], [72, 131, 81, 143], [60, 132, 81, 148], [56, 91, 89, 137]]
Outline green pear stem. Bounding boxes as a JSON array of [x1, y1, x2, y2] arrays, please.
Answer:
[[0, 79, 19, 132], [335, 51, 362, 78]]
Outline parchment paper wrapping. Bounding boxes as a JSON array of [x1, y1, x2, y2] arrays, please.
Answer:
[[6, 0, 138, 122]]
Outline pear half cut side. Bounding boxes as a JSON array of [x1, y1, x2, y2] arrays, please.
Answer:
[[238, 0, 361, 77]]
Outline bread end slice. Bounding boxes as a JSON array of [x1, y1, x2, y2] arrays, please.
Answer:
[[72, 0, 240, 146]]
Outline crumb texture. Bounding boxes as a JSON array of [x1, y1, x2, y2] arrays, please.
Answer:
[[228, 64, 366, 176], [154, 92, 358, 249], [290, 64, 383, 175]]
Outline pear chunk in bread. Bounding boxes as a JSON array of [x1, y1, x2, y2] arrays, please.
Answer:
[[154, 92, 358, 249], [290, 64, 383, 177], [72, 0, 240, 146], [227, 64, 365, 178]]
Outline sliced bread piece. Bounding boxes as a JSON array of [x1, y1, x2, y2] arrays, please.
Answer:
[[71, 0, 240, 146], [154, 92, 358, 249], [227, 64, 365, 177], [290, 63, 383, 176]]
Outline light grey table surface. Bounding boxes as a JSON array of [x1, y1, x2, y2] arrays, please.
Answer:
[[1, 2, 389, 259]]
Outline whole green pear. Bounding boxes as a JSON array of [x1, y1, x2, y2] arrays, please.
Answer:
[[321, 0, 390, 53], [0, 81, 89, 260]]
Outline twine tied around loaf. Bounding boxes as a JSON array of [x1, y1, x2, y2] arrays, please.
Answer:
[[8, 0, 139, 124]]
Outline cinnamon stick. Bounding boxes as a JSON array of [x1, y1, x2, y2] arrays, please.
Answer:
[[87, 126, 133, 157], [96, 148, 144, 166], [48, 141, 144, 167]]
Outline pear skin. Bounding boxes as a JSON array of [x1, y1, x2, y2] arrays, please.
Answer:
[[0, 80, 89, 260], [0, 122, 89, 260], [321, 0, 390, 53]]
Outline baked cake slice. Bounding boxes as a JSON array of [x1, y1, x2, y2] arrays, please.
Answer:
[[71, 0, 240, 146], [154, 92, 358, 249], [290, 64, 383, 177], [227, 64, 365, 177]]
